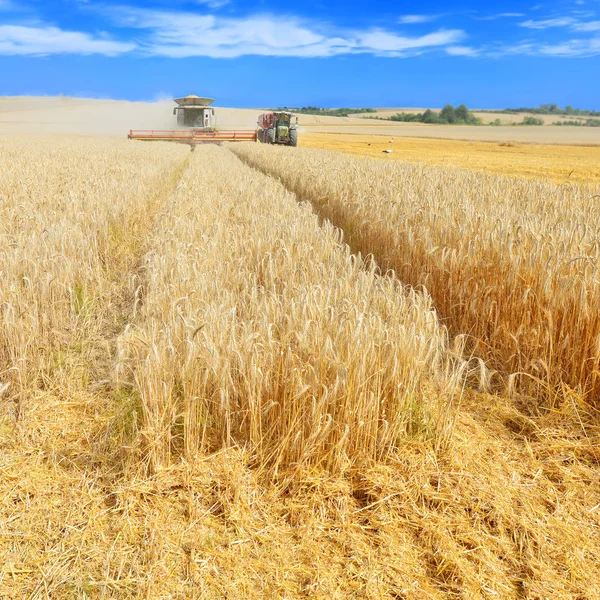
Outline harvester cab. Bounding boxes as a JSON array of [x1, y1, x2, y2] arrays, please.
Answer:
[[257, 111, 298, 146], [172, 95, 216, 128]]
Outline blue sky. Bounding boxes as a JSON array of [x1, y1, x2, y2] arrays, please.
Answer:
[[0, 0, 599, 107]]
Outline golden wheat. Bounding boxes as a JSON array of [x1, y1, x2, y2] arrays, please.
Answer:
[[231, 143, 600, 407], [2, 137, 600, 599], [116, 145, 463, 473], [300, 132, 600, 184], [0, 135, 188, 408]]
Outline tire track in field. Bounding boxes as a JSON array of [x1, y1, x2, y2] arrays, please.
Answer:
[[93, 152, 193, 455], [229, 145, 499, 399], [229, 146, 384, 270]]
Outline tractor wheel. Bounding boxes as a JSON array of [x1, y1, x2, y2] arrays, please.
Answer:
[[289, 128, 298, 147], [267, 128, 276, 144], [257, 129, 263, 143]]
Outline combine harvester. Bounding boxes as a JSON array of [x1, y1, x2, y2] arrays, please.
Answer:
[[128, 95, 299, 147], [128, 95, 258, 145]]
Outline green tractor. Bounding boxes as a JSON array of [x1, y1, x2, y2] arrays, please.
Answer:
[[257, 111, 298, 146]]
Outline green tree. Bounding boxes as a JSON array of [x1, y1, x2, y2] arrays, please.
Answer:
[[455, 104, 469, 122], [522, 116, 544, 126], [422, 109, 437, 123], [440, 104, 456, 124]]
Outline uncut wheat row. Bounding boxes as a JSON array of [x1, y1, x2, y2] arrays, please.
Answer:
[[232, 144, 600, 406], [117, 145, 463, 473], [0, 136, 188, 404]]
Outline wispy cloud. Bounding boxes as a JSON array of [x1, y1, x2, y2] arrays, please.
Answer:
[[520, 17, 578, 29], [112, 8, 465, 58], [397, 14, 438, 24], [0, 24, 135, 55], [356, 29, 464, 56], [516, 14, 600, 52], [573, 20, 600, 32], [476, 12, 526, 21], [539, 37, 600, 56], [1, 2, 599, 60], [488, 33, 600, 58], [193, 0, 231, 8], [445, 45, 479, 56], [519, 14, 600, 32]]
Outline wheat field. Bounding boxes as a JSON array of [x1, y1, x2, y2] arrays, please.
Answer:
[[301, 132, 600, 184], [2, 136, 600, 599], [117, 145, 462, 474], [232, 143, 600, 408]]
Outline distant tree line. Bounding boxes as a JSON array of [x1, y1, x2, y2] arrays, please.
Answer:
[[281, 107, 377, 117], [493, 104, 600, 117], [490, 116, 545, 126], [280, 104, 600, 127], [371, 104, 481, 125], [553, 118, 600, 127], [520, 116, 545, 126]]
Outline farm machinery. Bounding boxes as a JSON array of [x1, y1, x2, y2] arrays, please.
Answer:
[[173, 94, 215, 128], [128, 95, 258, 144], [257, 111, 298, 146], [128, 96, 300, 147]]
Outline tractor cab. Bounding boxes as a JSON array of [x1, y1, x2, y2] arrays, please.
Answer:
[[257, 111, 299, 146]]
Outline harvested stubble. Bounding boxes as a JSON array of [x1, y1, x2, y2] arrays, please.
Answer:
[[0, 136, 188, 408], [231, 143, 600, 408], [118, 144, 462, 473]]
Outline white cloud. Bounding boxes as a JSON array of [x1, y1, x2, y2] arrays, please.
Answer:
[[0, 25, 136, 55], [476, 12, 526, 21], [397, 14, 437, 24], [193, 0, 231, 7], [519, 17, 578, 28], [113, 8, 465, 58], [517, 15, 600, 49], [573, 20, 600, 31], [539, 37, 600, 55], [445, 45, 479, 56], [489, 35, 600, 58], [4, 3, 599, 61], [356, 29, 464, 54]]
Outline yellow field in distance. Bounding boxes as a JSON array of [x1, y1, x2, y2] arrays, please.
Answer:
[[301, 132, 600, 184]]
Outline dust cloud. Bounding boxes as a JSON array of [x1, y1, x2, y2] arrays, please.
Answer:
[[0, 96, 262, 136]]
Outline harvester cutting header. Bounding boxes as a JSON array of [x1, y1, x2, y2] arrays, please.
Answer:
[[128, 95, 299, 146]]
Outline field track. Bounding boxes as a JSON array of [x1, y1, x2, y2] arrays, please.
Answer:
[[1, 139, 600, 598]]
